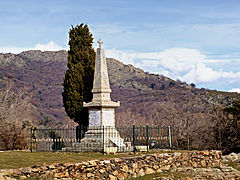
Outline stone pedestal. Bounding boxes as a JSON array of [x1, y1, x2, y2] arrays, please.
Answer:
[[79, 126, 128, 153]]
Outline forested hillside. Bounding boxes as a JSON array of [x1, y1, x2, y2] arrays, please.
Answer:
[[0, 50, 239, 150]]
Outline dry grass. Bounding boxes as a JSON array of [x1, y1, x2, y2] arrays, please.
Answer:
[[127, 171, 193, 180], [227, 162, 240, 171], [0, 151, 112, 169], [0, 150, 177, 169]]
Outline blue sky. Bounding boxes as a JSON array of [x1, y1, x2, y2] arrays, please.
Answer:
[[0, 0, 240, 92]]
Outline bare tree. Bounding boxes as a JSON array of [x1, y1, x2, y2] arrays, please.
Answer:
[[212, 100, 240, 154], [0, 80, 36, 150]]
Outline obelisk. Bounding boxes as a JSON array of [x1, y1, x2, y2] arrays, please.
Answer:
[[83, 39, 120, 127], [81, 39, 126, 152]]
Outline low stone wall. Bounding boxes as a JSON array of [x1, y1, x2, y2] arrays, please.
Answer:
[[0, 151, 222, 179]]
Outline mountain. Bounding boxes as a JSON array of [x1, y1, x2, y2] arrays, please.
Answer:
[[0, 50, 239, 149]]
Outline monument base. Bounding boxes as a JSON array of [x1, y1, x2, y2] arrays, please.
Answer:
[[80, 126, 131, 153], [66, 126, 131, 153]]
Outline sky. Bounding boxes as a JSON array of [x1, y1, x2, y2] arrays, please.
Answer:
[[0, 0, 240, 92]]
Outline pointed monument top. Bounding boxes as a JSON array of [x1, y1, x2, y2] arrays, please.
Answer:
[[98, 39, 103, 48], [83, 38, 120, 108]]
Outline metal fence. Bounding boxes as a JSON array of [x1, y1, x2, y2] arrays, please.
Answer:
[[30, 125, 172, 154]]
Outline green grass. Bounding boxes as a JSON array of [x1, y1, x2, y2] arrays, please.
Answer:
[[127, 171, 193, 180], [227, 162, 240, 171], [0, 150, 178, 169], [0, 151, 115, 169]]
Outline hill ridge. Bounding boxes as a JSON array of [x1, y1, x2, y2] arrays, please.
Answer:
[[0, 50, 239, 149]]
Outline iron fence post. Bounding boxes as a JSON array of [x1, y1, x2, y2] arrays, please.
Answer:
[[158, 126, 160, 149], [102, 126, 105, 155], [146, 125, 149, 152], [133, 125, 135, 153], [30, 127, 32, 152], [168, 125, 172, 150]]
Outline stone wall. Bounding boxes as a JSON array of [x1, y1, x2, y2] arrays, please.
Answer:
[[0, 151, 222, 179]]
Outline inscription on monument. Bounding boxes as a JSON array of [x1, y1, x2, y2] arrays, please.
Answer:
[[102, 109, 115, 127], [89, 110, 101, 127]]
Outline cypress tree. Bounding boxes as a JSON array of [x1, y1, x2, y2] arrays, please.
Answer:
[[62, 24, 95, 127]]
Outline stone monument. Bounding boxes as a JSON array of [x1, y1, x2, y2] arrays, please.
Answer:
[[83, 39, 120, 127], [81, 39, 126, 152]]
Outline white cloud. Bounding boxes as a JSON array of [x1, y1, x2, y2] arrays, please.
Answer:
[[229, 88, 240, 93], [144, 48, 206, 77], [106, 48, 207, 78], [0, 47, 30, 54], [105, 48, 240, 87], [34, 41, 65, 51], [105, 48, 136, 65], [161, 70, 170, 77], [179, 63, 219, 82], [0, 41, 66, 54]]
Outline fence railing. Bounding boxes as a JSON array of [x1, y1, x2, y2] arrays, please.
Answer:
[[30, 125, 172, 154]]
